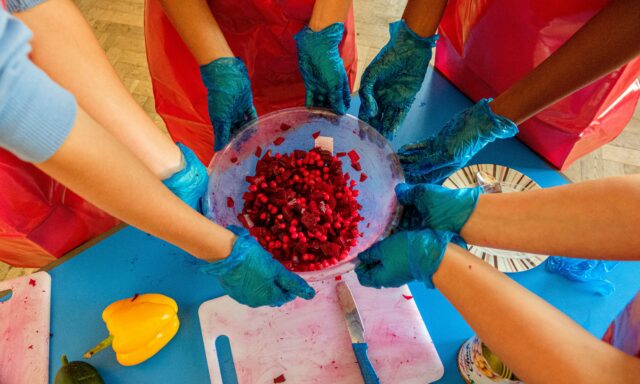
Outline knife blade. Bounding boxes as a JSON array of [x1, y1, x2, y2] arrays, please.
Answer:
[[336, 282, 380, 384]]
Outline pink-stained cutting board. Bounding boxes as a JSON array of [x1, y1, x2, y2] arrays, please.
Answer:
[[0, 271, 51, 384], [199, 272, 443, 383]]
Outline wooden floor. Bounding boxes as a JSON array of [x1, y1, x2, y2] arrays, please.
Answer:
[[1, 0, 639, 280]]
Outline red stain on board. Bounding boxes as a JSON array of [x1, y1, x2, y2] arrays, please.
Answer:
[[359, 173, 367, 182], [28, 345, 33, 350], [28, 279, 36, 287], [312, 131, 321, 139], [227, 197, 235, 208], [402, 294, 413, 300], [273, 374, 286, 383], [334, 275, 342, 281]]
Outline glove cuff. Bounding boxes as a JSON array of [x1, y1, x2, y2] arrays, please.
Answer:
[[200, 57, 249, 89], [294, 22, 345, 47], [199, 225, 249, 275], [390, 20, 439, 50], [162, 143, 208, 211], [475, 99, 519, 140]]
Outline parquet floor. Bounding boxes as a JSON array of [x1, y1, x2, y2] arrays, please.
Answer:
[[1, 0, 638, 280]]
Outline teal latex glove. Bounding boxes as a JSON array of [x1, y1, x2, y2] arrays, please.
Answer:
[[294, 22, 350, 115], [356, 229, 466, 289], [396, 183, 482, 233], [162, 143, 208, 212], [398, 99, 518, 184], [200, 57, 257, 152], [359, 20, 438, 139], [201, 226, 316, 308]]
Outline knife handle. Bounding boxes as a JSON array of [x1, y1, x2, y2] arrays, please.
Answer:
[[352, 342, 380, 384]]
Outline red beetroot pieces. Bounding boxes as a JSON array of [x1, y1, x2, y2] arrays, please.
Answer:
[[239, 147, 363, 272]]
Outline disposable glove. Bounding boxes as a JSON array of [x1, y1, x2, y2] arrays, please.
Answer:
[[200, 226, 316, 308], [200, 57, 257, 151], [359, 20, 438, 139], [398, 99, 518, 184], [396, 183, 482, 233], [294, 22, 350, 115], [162, 143, 208, 212], [356, 229, 465, 289]]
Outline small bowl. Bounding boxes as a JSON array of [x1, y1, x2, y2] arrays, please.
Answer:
[[204, 107, 404, 281]]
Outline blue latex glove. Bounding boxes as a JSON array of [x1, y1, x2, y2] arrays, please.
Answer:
[[398, 99, 518, 184], [358, 20, 438, 139], [201, 226, 316, 308], [200, 57, 257, 152], [162, 143, 208, 212], [396, 183, 482, 233], [356, 229, 466, 289], [294, 22, 350, 115]]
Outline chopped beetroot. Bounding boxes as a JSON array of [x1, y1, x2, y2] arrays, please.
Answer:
[[230, 156, 238, 164], [312, 131, 321, 139], [402, 294, 413, 300], [359, 173, 368, 182], [335, 275, 342, 281], [347, 150, 360, 163], [366, 222, 371, 228], [227, 197, 235, 208], [351, 162, 362, 172], [273, 374, 286, 383], [28, 279, 36, 287], [336, 152, 347, 157], [240, 147, 363, 272], [273, 137, 285, 146], [255, 146, 263, 157], [280, 123, 292, 131]]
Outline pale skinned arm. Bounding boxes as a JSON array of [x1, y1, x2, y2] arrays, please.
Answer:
[[460, 175, 640, 260], [401, 0, 447, 37], [433, 244, 640, 384], [14, 0, 182, 179], [491, 0, 640, 124], [308, 0, 352, 32], [37, 108, 235, 262]]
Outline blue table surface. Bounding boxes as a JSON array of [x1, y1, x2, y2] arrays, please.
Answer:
[[48, 68, 640, 383]]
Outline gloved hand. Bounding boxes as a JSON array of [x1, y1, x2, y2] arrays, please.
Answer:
[[200, 226, 316, 308], [359, 20, 438, 139], [200, 57, 257, 152], [396, 183, 482, 233], [356, 229, 466, 289], [398, 99, 518, 184], [162, 143, 208, 212], [294, 22, 350, 115]]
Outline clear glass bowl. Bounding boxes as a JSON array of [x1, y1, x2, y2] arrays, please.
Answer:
[[204, 107, 404, 281]]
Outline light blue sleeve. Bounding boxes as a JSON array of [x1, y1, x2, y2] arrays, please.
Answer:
[[0, 8, 77, 163], [6, 0, 48, 13]]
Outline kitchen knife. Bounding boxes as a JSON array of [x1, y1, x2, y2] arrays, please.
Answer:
[[336, 282, 380, 384]]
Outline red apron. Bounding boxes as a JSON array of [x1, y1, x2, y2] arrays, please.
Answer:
[[144, 0, 358, 164], [0, 6, 118, 267]]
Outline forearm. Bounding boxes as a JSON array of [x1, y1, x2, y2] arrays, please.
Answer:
[[402, 0, 447, 37], [159, 0, 232, 64], [309, 0, 352, 31], [37, 108, 235, 262], [461, 176, 640, 260], [434, 244, 640, 384], [15, 0, 182, 179], [490, 0, 640, 124]]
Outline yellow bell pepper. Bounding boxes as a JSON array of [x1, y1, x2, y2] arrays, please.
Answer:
[[84, 293, 180, 366]]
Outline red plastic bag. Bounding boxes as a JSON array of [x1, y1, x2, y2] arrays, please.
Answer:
[[144, 0, 358, 165], [0, 150, 118, 267], [435, 0, 640, 170]]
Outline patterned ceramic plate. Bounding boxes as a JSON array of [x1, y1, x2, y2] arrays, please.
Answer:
[[443, 164, 548, 273]]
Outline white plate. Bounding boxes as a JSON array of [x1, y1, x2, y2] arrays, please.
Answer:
[[443, 164, 548, 273]]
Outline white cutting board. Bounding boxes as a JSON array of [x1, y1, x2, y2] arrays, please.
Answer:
[[0, 271, 51, 384], [199, 272, 443, 383]]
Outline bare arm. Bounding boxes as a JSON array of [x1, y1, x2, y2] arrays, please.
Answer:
[[402, 0, 447, 37], [14, 0, 183, 179], [308, 0, 352, 32], [37, 108, 235, 262], [461, 176, 640, 260], [491, 0, 640, 124], [434, 244, 640, 384], [159, 0, 233, 65]]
